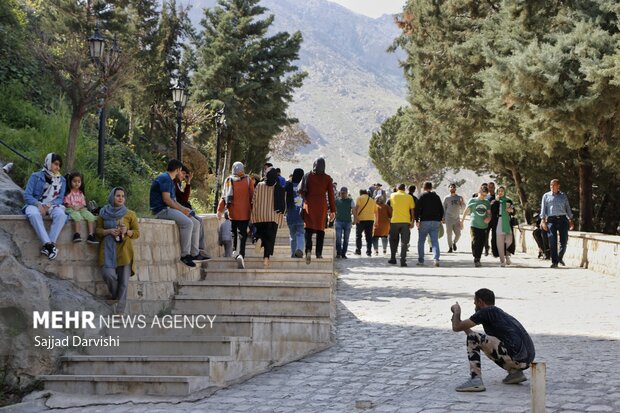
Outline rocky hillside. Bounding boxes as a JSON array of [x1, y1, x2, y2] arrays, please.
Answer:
[[187, 0, 407, 189]]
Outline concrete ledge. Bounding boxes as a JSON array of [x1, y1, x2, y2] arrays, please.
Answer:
[[0, 214, 224, 315], [517, 225, 620, 276]]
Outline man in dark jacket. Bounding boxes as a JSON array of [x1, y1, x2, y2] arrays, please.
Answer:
[[416, 182, 444, 266]]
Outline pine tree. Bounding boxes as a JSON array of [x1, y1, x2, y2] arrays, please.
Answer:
[[191, 0, 306, 173]]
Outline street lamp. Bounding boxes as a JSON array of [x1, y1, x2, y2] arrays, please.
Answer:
[[88, 26, 120, 180], [212, 107, 226, 213], [171, 83, 187, 161]]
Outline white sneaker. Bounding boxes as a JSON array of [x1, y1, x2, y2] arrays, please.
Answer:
[[456, 376, 485, 392], [236, 255, 245, 269]]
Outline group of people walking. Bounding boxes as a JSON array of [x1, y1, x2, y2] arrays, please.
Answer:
[[332, 180, 524, 268], [20, 151, 574, 314]]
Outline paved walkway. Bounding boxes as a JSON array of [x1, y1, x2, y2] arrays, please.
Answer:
[[8, 244, 620, 413]]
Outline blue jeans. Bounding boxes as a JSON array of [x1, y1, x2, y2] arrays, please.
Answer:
[[547, 216, 569, 264], [418, 220, 440, 262], [288, 223, 305, 257], [335, 220, 352, 256]]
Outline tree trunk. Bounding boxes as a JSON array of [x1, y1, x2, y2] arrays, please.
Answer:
[[578, 146, 594, 232], [510, 168, 532, 224], [65, 109, 84, 172]]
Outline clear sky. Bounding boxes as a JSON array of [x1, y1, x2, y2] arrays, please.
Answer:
[[329, 0, 407, 18]]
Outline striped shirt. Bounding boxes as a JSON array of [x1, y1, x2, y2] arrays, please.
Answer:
[[251, 183, 284, 225], [540, 191, 573, 220]]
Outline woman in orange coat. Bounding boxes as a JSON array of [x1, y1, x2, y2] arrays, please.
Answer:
[[299, 158, 336, 264], [373, 194, 392, 255]]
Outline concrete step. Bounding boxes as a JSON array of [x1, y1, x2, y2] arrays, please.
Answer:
[[178, 280, 332, 301], [59, 355, 212, 376], [242, 244, 334, 258], [206, 257, 333, 270], [84, 336, 246, 356], [99, 316, 252, 338], [41, 374, 211, 396], [173, 295, 331, 318], [201, 268, 335, 283]]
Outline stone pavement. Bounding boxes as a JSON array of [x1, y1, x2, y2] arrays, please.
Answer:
[[6, 243, 620, 413]]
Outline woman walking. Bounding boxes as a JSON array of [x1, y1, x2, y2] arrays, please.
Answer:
[[372, 194, 391, 255], [96, 187, 140, 314], [251, 167, 285, 267], [299, 158, 336, 264], [490, 186, 516, 266], [285, 168, 305, 258]]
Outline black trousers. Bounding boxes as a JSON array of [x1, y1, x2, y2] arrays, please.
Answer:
[[356, 220, 374, 254], [305, 228, 325, 257], [231, 220, 249, 258], [471, 227, 487, 261], [255, 222, 278, 258], [389, 223, 411, 262], [533, 228, 550, 258]]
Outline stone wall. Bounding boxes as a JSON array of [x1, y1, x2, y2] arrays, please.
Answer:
[[516, 226, 620, 276], [0, 214, 224, 315]]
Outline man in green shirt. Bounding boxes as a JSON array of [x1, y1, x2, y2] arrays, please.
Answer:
[[461, 186, 491, 267]]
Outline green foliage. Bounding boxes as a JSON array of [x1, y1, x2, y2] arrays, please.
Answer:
[[192, 0, 307, 172], [0, 85, 154, 216], [375, 0, 620, 232]]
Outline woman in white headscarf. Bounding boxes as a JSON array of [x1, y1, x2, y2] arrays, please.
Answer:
[[22, 153, 68, 260]]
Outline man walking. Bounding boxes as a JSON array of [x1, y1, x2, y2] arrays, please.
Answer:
[[335, 187, 356, 258], [462, 185, 492, 267], [388, 184, 415, 267], [540, 179, 574, 268], [450, 288, 535, 392], [354, 189, 376, 257], [443, 183, 465, 253], [416, 182, 444, 267]]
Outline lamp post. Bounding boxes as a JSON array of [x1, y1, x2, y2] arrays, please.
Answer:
[[171, 83, 187, 161], [212, 107, 226, 213], [88, 25, 120, 180]]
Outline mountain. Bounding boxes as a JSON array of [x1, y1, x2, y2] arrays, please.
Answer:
[[186, 0, 407, 190]]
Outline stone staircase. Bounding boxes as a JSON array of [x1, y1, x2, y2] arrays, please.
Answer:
[[41, 227, 335, 396]]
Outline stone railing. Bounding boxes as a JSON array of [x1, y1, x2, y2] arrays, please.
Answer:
[[516, 225, 620, 276], [0, 214, 225, 314]]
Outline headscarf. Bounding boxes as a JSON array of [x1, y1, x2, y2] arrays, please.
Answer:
[[313, 158, 326, 174], [264, 167, 278, 186], [99, 187, 129, 269], [263, 167, 285, 213], [222, 162, 249, 206], [40, 153, 63, 205], [300, 158, 326, 193], [292, 168, 304, 184]]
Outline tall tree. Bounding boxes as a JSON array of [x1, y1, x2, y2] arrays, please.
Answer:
[[31, 0, 130, 170], [192, 0, 306, 174]]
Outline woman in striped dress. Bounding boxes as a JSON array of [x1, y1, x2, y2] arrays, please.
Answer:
[[251, 167, 285, 267]]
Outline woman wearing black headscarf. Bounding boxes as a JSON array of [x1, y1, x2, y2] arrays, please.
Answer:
[[299, 158, 336, 264], [251, 167, 285, 267], [285, 168, 305, 258]]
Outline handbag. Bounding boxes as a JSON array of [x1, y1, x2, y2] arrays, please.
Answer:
[[510, 216, 519, 227]]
